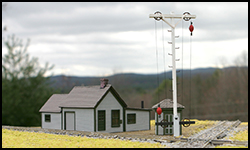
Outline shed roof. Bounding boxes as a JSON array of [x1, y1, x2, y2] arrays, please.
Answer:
[[152, 99, 185, 109], [39, 94, 67, 113], [39, 84, 128, 112]]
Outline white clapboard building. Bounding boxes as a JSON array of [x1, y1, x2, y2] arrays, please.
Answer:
[[39, 79, 151, 132]]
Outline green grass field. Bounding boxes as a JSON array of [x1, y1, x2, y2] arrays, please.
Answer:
[[2, 128, 164, 148]]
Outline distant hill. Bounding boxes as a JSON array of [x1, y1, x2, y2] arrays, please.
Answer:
[[47, 66, 248, 122], [48, 67, 218, 93]]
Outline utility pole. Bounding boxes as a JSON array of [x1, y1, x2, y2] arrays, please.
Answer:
[[149, 11, 196, 137]]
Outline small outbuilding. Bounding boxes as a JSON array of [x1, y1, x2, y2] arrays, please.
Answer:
[[152, 99, 185, 135], [39, 79, 151, 133]]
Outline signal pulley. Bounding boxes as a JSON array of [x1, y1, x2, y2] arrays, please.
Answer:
[[154, 11, 162, 21], [183, 12, 191, 21]]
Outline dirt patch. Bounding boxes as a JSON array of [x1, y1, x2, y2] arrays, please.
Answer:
[[91, 120, 218, 141]]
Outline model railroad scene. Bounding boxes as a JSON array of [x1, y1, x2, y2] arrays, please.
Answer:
[[2, 78, 248, 148], [2, 2, 248, 148]]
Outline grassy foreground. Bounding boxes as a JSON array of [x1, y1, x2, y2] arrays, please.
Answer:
[[2, 120, 248, 148], [2, 128, 164, 148]]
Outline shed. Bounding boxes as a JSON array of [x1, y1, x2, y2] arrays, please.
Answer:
[[152, 99, 185, 135], [39, 79, 151, 132]]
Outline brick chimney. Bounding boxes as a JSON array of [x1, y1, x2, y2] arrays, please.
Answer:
[[100, 78, 109, 89], [141, 101, 144, 108]]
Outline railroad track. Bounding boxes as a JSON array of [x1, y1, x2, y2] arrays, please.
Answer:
[[172, 120, 242, 148], [201, 120, 241, 148]]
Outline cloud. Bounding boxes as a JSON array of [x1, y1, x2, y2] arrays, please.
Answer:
[[3, 2, 247, 40], [2, 2, 248, 76]]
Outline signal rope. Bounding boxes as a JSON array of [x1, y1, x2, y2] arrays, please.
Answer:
[[189, 21, 193, 119], [155, 20, 160, 102], [181, 20, 184, 105], [161, 21, 168, 99]]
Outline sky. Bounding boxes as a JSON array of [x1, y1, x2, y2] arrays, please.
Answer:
[[2, 2, 248, 77]]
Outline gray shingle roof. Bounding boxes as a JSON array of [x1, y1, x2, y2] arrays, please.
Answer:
[[59, 84, 112, 108], [152, 99, 185, 109], [39, 84, 128, 112], [39, 94, 67, 112]]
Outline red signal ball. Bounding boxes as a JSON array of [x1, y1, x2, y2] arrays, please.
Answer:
[[157, 107, 162, 115], [189, 22, 194, 36]]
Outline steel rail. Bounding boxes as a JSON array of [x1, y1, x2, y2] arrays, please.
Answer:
[[175, 120, 242, 148], [202, 120, 241, 148], [187, 121, 226, 143]]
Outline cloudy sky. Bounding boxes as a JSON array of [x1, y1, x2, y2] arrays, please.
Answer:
[[2, 2, 248, 77]]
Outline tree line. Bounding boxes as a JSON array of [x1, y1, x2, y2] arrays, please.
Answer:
[[2, 35, 58, 126], [150, 51, 248, 121], [110, 62, 248, 122]]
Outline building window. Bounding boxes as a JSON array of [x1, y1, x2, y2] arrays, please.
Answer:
[[127, 114, 136, 124], [45, 114, 51, 122], [111, 110, 120, 127]]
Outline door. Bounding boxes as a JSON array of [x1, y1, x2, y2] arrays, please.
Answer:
[[65, 112, 75, 130], [164, 113, 181, 135], [98, 110, 105, 131], [165, 114, 173, 135]]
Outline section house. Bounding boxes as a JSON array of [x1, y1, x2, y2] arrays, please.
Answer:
[[152, 99, 185, 135], [39, 79, 151, 132]]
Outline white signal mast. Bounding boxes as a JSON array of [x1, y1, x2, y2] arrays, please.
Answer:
[[149, 11, 196, 137]]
